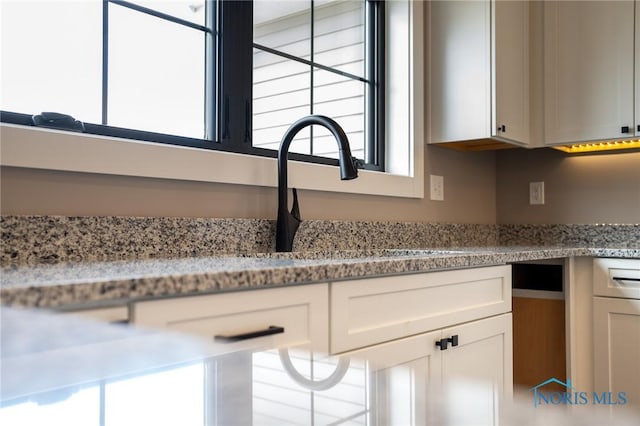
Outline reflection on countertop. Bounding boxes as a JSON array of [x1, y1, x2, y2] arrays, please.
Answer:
[[1, 308, 638, 426]]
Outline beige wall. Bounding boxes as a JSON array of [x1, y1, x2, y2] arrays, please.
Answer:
[[4, 142, 639, 225], [0, 145, 497, 224], [496, 148, 640, 224]]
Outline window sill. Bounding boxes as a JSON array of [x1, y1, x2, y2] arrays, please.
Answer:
[[0, 124, 424, 199]]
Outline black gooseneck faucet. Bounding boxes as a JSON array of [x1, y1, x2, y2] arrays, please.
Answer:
[[276, 115, 359, 252]]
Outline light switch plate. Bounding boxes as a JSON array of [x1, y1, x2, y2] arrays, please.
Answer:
[[430, 175, 444, 201], [529, 181, 545, 205]]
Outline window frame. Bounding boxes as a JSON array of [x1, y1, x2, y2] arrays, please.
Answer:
[[0, 0, 385, 171], [0, 0, 424, 199]]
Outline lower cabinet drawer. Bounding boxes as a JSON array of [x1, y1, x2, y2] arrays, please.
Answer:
[[133, 284, 329, 354], [330, 265, 511, 353], [593, 258, 640, 299], [63, 305, 130, 324]]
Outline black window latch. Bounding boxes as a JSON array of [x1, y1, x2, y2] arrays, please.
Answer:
[[32, 112, 85, 133]]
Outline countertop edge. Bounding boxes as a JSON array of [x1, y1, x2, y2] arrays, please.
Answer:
[[1, 247, 639, 309]]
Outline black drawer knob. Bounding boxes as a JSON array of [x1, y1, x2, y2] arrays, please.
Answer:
[[435, 338, 448, 350], [448, 334, 459, 347]]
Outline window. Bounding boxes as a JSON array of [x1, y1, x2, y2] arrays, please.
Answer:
[[1, 1, 422, 199], [1, 0, 384, 170]]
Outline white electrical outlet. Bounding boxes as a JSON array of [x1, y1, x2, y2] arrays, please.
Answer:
[[529, 181, 545, 205], [430, 175, 444, 201]]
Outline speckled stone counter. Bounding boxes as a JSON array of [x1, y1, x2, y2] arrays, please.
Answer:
[[498, 224, 640, 247], [3, 216, 639, 267], [2, 246, 639, 309], [1, 215, 639, 308], [0, 216, 276, 265], [0, 216, 501, 265]]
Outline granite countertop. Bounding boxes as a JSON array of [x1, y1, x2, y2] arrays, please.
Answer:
[[3, 218, 638, 423], [1, 246, 639, 309]]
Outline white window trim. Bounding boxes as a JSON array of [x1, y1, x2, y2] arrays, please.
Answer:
[[0, 2, 424, 199]]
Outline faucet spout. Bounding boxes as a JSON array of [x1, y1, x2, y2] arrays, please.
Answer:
[[276, 115, 359, 252]]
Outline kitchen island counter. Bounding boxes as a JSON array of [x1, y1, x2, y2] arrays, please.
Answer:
[[2, 306, 638, 425]]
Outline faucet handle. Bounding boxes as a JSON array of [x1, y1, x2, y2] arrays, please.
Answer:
[[291, 188, 301, 221]]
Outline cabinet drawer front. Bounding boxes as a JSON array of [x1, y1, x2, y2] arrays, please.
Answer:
[[331, 266, 511, 353], [593, 258, 640, 299], [64, 306, 129, 324], [134, 284, 329, 354]]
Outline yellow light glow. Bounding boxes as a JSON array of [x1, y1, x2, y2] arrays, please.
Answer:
[[553, 139, 640, 153]]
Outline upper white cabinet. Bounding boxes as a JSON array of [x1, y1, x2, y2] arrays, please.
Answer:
[[428, 0, 530, 146], [428, 0, 491, 144], [543, 1, 636, 145], [636, 1, 640, 136], [493, 0, 530, 144]]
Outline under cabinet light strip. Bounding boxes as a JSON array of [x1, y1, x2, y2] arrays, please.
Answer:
[[553, 139, 640, 153]]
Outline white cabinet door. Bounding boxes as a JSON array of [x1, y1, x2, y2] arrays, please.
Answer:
[[346, 331, 442, 425], [544, 1, 635, 144], [343, 314, 512, 425], [493, 0, 530, 144], [593, 297, 640, 412], [636, 0, 640, 137], [442, 314, 513, 401], [428, 0, 491, 143], [428, 1, 529, 146]]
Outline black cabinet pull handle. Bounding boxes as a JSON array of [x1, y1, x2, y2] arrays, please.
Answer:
[[214, 325, 285, 343], [637, 124, 640, 132], [448, 334, 459, 347], [621, 126, 630, 134], [435, 338, 448, 350], [612, 277, 640, 285]]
